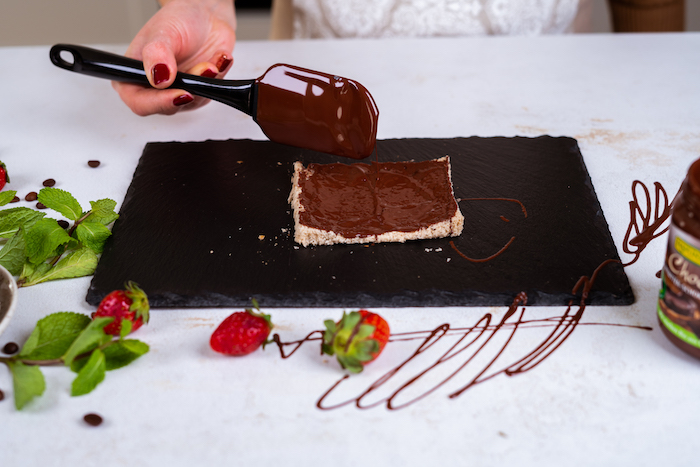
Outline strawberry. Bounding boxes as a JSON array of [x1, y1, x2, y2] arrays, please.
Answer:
[[322, 309, 390, 373], [92, 282, 150, 336], [210, 300, 272, 356], [0, 161, 9, 190]]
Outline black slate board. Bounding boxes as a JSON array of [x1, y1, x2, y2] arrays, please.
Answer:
[[87, 137, 634, 308]]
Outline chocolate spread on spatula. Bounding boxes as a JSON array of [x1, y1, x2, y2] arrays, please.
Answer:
[[255, 64, 379, 160]]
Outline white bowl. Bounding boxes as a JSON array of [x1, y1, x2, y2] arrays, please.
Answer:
[[0, 264, 18, 337]]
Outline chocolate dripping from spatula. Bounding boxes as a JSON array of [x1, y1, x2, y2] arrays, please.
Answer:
[[49, 44, 379, 159]]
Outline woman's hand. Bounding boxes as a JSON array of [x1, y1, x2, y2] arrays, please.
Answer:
[[113, 0, 236, 116]]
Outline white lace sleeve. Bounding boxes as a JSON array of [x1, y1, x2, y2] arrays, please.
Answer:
[[292, 0, 586, 39]]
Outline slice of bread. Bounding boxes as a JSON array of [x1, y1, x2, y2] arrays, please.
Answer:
[[289, 156, 464, 247]]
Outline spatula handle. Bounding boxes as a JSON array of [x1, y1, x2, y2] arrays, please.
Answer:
[[50, 44, 256, 116]]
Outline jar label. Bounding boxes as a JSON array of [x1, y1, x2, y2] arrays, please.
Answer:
[[658, 225, 700, 349]]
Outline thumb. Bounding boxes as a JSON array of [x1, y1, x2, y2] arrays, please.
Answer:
[[139, 38, 179, 89]]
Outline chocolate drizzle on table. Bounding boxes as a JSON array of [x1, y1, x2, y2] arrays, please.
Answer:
[[266, 180, 665, 410], [270, 270, 649, 411]]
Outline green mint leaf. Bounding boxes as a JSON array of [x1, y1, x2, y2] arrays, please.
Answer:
[[65, 237, 80, 251], [63, 317, 113, 366], [19, 261, 37, 284], [75, 221, 112, 254], [86, 199, 118, 225], [70, 348, 106, 396], [24, 218, 71, 265], [0, 190, 17, 207], [7, 361, 46, 410], [119, 319, 133, 339], [20, 262, 51, 287], [37, 188, 82, 221], [21, 247, 98, 287], [50, 243, 66, 258], [105, 339, 148, 371], [19, 312, 92, 361], [0, 229, 26, 275], [46, 247, 98, 279], [69, 355, 88, 373], [0, 207, 45, 238]]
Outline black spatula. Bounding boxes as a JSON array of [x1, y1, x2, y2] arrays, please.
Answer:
[[50, 44, 378, 159]]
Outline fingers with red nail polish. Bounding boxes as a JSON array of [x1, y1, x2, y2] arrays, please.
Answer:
[[113, 81, 193, 116], [111, 0, 235, 116], [188, 52, 233, 80], [141, 40, 177, 89], [215, 54, 233, 74], [152, 63, 170, 85], [187, 61, 220, 79], [173, 94, 194, 106]]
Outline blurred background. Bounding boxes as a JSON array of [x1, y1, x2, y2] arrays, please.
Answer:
[[1, 0, 698, 46]]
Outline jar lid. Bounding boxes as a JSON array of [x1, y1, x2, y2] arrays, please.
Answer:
[[688, 158, 700, 197]]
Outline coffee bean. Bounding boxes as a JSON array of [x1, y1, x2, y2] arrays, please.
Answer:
[[43, 179, 56, 187], [83, 413, 103, 426], [36, 202, 47, 210], [2, 342, 19, 355], [57, 220, 70, 229], [10, 196, 19, 203], [25, 192, 38, 202], [88, 160, 101, 168], [0, 389, 4, 402]]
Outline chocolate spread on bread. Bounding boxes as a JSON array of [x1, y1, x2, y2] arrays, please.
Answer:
[[290, 157, 464, 246]]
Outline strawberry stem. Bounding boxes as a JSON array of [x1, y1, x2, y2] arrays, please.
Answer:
[[344, 314, 365, 353]]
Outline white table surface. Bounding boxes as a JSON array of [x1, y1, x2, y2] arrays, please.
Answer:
[[1, 33, 699, 466]]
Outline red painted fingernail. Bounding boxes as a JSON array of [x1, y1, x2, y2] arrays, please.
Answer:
[[173, 94, 194, 106], [217, 56, 232, 72], [200, 68, 217, 78], [153, 63, 170, 85]]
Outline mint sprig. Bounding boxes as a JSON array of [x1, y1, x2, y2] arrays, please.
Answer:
[[1, 311, 149, 410], [0, 187, 118, 287]]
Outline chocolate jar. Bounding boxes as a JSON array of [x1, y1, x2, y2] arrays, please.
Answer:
[[658, 158, 700, 359]]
